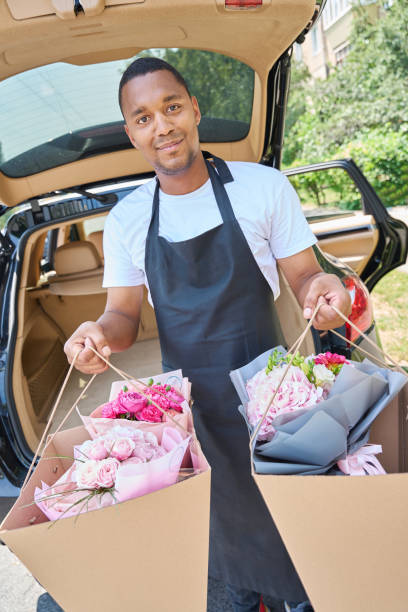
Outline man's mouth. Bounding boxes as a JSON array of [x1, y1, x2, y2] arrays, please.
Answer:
[[157, 138, 183, 152]]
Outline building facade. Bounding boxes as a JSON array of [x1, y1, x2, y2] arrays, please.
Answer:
[[295, 0, 381, 79]]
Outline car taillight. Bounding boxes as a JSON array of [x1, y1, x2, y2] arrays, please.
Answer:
[[343, 275, 373, 344], [225, 0, 262, 8]]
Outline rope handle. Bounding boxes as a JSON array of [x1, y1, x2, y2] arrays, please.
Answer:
[[22, 346, 192, 490], [249, 302, 408, 466]]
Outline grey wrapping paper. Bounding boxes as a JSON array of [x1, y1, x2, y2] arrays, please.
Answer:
[[230, 349, 407, 475]]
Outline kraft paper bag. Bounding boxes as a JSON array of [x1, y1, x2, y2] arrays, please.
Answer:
[[0, 424, 211, 612], [231, 338, 408, 611]]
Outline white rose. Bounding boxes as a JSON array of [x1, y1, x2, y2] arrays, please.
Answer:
[[313, 364, 335, 386]]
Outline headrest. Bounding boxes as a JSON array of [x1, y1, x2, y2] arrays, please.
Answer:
[[54, 241, 102, 276], [87, 231, 104, 260]]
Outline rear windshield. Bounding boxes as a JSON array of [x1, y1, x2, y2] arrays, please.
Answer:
[[0, 49, 254, 179]]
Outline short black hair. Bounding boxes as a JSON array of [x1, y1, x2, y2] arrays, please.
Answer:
[[118, 56, 190, 115]]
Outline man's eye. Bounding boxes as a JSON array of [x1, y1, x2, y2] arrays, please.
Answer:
[[137, 116, 149, 124], [168, 104, 180, 112]]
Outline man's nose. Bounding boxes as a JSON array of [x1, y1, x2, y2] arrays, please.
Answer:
[[155, 112, 173, 136]]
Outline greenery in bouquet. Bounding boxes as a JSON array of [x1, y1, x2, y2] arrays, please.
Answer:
[[247, 351, 348, 441]]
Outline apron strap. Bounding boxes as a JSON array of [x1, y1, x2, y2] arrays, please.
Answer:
[[202, 150, 234, 184]]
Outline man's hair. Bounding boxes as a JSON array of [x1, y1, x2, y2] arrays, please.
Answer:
[[118, 56, 191, 115]]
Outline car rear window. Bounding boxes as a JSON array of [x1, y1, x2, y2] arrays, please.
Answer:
[[0, 49, 254, 179]]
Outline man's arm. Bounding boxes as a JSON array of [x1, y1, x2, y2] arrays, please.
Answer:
[[64, 285, 144, 374], [277, 247, 352, 330]]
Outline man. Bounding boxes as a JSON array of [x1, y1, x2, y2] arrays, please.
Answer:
[[64, 57, 351, 612]]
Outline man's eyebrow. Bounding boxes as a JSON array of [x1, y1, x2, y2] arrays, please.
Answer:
[[163, 94, 183, 103], [129, 94, 183, 119], [130, 106, 146, 118]]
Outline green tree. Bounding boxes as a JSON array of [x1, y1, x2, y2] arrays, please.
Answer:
[[283, 0, 408, 205], [123, 48, 254, 123]]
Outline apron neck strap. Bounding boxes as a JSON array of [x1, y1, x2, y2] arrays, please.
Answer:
[[202, 150, 234, 184], [149, 151, 235, 233]]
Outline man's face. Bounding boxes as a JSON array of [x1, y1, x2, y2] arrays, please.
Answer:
[[121, 70, 201, 175]]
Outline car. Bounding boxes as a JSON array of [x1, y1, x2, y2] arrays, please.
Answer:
[[0, 0, 406, 487]]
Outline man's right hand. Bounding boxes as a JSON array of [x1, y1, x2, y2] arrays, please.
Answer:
[[64, 285, 144, 375], [64, 321, 112, 374]]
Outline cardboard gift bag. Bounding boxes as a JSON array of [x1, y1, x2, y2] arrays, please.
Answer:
[[247, 306, 408, 612], [0, 356, 211, 612]]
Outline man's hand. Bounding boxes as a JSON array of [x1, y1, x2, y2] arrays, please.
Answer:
[[278, 247, 352, 331], [64, 321, 112, 375], [64, 285, 144, 374], [302, 273, 352, 330]]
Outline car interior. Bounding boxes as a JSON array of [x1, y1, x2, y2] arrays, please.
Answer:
[[0, 0, 383, 454]]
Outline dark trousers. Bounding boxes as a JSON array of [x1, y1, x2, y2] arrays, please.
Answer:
[[225, 584, 262, 612], [226, 584, 314, 612]]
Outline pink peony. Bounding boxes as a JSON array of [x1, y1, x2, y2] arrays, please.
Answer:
[[116, 390, 147, 414], [101, 401, 117, 419], [246, 365, 324, 441], [137, 406, 163, 423], [107, 437, 135, 461], [76, 460, 99, 489], [95, 458, 120, 488]]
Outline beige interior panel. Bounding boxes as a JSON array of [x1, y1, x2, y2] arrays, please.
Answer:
[[311, 214, 379, 275], [12, 216, 159, 451], [275, 268, 315, 356], [318, 229, 379, 274], [0, 0, 315, 206]]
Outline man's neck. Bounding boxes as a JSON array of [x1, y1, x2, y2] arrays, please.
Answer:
[[156, 152, 209, 195]]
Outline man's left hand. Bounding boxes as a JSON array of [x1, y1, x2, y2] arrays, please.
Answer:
[[277, 247, 352, 331], [302, 273, 352, 330]]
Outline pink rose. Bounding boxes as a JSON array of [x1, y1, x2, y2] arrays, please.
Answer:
[[108, 437, 135, 461], [116, 390, 147, 414], [86, 439, 109, 461], [112, 401, 128, 416], [101, 402, 117, 419], [96, 458, 120, 488], [132, 443, 156, 461], [137, 406, 163, 423], [143, 432, 158, 446], [76, 460, 99, 489], [121, 456, 145, 466], [151, 446, 167, 460]]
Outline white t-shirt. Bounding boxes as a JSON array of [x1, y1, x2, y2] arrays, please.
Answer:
[[102, 161, 317, 304]]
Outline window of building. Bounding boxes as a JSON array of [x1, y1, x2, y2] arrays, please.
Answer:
[[311, 27, 321, 55], [322, 0, 351, 29], [334, 42, 351, 66], [294, 43, 303, 62]]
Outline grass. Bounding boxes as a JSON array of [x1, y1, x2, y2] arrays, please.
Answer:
[[371, 269, 408, 366]]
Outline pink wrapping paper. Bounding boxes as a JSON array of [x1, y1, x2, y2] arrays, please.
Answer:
[[78, 369, 191, 441], [34, 428, 191, 520]]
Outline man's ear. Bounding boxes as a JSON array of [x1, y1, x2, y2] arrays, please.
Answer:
[[124, 124, 139, 150], [191, 96, 201, 127]]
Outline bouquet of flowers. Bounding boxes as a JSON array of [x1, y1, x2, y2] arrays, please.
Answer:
[[246, 349, 348, 442], [79, 369, 191, 439], [34, 425, 190, 521], [230, 346, 407, 475]]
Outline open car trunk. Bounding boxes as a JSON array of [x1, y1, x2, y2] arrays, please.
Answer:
[[11, 207, 321, 451]]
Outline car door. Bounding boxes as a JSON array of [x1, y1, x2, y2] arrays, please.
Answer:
[[283, 159, 408, 291]]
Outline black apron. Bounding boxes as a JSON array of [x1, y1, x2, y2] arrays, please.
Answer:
[[144, 154, 307, 601]]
